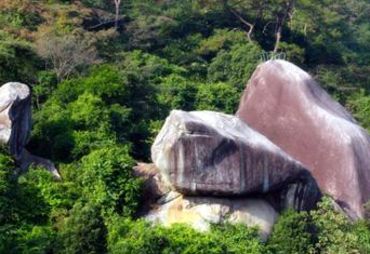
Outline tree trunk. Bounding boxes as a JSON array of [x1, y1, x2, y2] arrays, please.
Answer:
[[229, 8, 254, 42], [273, 0, 295, 53], [114, 0, 121, 29], [273, 27, 282, 53]]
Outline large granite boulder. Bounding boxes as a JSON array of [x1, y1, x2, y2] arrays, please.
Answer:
[[152, 110, 320, 211], [0, 82, 59, 178], [146, 195, 278, 240], [236, 60, 370, 218]]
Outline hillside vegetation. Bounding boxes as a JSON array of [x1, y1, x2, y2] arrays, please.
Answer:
[[0, 0, 370, 253]]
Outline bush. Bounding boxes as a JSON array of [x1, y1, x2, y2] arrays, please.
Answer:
[[197, 29, 248, 58], [107, 218, 264, 254], [310, 197, 360, 253], [347, 90, 370, 132], [78, 146, 142, 216], [0, 31, 40, 84], [267, 210, 315, 254], [278, 42, 305, 65], [157, 74, 198, 116], [196, 82, 240, 114], [10, 225, 55, 254], [207, 42, 261, 90], [0, 152, 15, 225], [353, 221, 370, 254], [20, 168, 79, 216], [57, 202, 108, 254]]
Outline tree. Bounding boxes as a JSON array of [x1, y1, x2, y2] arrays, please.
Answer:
[[36, 32, 98, 81], [198, 0, 267, 42], [227, 0, 267, 43], [114, 0, 121, 29], [272, 0, 295, 53], [0, 31, 40, 84]]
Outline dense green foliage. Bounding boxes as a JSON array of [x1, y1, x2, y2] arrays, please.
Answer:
[[108, 219, 264, 253], [267, 197, 370, 254], [0, 0, 369, 253]]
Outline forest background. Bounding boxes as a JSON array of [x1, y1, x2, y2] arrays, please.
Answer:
[[0, 0, 370, 253]]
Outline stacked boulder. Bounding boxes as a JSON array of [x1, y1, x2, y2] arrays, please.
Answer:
[[237, 60, 370, 219], [142, 60, 370, 237], [0, 82, 59, 178], [143, 109, 322, 238]]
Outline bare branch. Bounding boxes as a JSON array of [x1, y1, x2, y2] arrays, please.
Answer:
[[229, 8, 254, 42], [36, 33, 98, 81]]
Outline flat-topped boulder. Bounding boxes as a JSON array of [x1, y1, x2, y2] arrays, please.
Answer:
[[0, 82, 59, 178], [237, 60, 370, 218], [152, 110, 320, 211]]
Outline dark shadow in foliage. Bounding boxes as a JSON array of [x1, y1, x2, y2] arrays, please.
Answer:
[[57, 202, 108, 254]]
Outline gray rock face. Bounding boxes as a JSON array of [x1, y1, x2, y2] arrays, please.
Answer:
[[0, 82, 59, 178], [146, 195, 278, 240], [151, 110, 320, 211], [0, 82, 31, 159], [236, 60, 370, 219]]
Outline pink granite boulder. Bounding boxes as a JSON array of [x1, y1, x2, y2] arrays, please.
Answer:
[[237, 60, 370, 218]]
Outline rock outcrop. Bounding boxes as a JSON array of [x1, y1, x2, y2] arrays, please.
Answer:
[[133, 163, 171, 213], [146, 195, 278, 240], [237, 60, 370, 218], [152, 110, 321, 211], [0, 82, 59, 178], [0, 82, 31, 158]]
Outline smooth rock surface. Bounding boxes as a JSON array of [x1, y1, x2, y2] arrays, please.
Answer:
[[152, 110, 320, 211], [146, 195, 278, 240], [0, 82, 31, 159], [0, 82, 59, 178], [237, 60, 370, 218]]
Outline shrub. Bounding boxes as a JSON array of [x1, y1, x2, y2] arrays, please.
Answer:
[[267, 210, 315, 254], [310, 196, 360, 253], [207, 42, 261, 90], [196, 82, 240, 114], [57, 202, 108, 254], [78, 146, 142, 215], [347, 90, 370, 132], [107, 218, 264, 254], [157, 74, 198, 116]]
